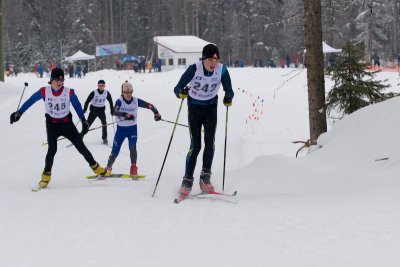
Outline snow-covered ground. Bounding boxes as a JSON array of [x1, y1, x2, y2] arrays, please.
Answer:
[[1, 67, 400, 267]]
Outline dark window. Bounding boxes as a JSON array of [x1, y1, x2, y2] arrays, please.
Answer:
[[178, 58, 186, 65]]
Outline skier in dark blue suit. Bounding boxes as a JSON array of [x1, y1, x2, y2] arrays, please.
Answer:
[[174, 43, 234, 197]]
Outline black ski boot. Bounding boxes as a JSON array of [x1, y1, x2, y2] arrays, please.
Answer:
[[199, 168, 214, 193], [178, 176, 193, 197]]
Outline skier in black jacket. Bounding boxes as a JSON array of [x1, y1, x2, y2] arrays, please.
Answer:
[[80, 80, 114, 144]]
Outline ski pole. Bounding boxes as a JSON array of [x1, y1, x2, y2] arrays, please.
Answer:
[[222, 106, 229, 192], [160, 118, 204, 132], [161, 118, 189, 128], [112, 116, 116, 135], [16, 82, 29, 110], [152, 99, 185, 197], [41, 120, 120, 146]]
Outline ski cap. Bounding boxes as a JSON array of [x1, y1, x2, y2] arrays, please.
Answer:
[[98, 79, 105, 84], [48, 68, 64, 84], [202, 44, 220, 60], [121, 80, 133, 94]]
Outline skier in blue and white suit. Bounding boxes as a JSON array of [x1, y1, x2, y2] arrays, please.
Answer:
[[174, 43, 234, 197], [104, 81, 161, 176]]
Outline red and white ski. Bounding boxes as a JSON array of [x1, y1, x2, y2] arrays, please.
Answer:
[[174, 190, 237, 204]]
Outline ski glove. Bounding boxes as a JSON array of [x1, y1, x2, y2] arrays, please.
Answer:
[[82, 120, 90, 133], [223, 96, 233, 107], [123, 113, 135, 120], [154, 113, 161, 121], [10, 111, 22, 124], [178, 86, 189, 99]]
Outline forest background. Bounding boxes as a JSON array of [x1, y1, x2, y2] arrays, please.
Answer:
[[3, 0, 400, 71]]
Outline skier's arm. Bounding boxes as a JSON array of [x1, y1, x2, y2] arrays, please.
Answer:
[[112, 99, 125, 117], [83, 91, 94, 112], [173, 64, 196, 98], [221, 65, 234, 100], [70, 89, 86, 121], [18, 89, 45, 114], [138, 99, 161, 121], [106, 92, 114, 115]]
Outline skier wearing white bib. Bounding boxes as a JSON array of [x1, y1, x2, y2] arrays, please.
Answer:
[[104, 81, 161, 176], [9, 68, 107, 189], [173, 44, 234, 197], [80, 79, 114, 144]]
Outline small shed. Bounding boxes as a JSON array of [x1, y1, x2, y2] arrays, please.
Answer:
[[153, 36, 211, 71]]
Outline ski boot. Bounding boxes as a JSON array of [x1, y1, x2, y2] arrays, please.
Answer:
[[39, 171, 51, 188], [91, 162, 107, 175], [130, 163, 138, 176], [178, 176, 193, 197], [199, 168, 215, 193], [104, 167, 112, 177]]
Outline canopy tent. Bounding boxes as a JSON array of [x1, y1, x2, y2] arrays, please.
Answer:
[[322, 41, 342, 53], [65, 50, 96, 62], [304, 42, 342, 53], [121, 55, 138, 62]]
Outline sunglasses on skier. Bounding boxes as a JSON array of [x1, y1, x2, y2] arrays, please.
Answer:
[[206, 58, 220, 63]]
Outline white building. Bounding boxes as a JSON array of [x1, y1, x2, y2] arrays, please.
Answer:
[[153, 36, 211, 71]]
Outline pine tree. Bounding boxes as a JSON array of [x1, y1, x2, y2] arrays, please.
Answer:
[[326, 42, 394, 120]]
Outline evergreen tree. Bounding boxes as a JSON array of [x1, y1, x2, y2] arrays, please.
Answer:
[[326, 42, 394, 119]]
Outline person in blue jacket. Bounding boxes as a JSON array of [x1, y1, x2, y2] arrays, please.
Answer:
[[104, 81, 161, 176], [9, 68, 107, 189], [174, 43, 234, 197]]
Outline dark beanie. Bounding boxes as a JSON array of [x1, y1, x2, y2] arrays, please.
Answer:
[[98, 79, 105, 84], [202, 44, 220, 60], [48, 68, 64, 84]]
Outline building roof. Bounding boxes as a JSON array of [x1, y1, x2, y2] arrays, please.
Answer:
[[153, 36, 211, 53]]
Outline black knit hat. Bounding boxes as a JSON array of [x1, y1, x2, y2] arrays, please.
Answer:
[[202, 44, 220, 60], [98, 79, 105, 84], [48, 68, 64, 84]]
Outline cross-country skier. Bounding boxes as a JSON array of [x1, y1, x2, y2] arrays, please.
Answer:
[[173, 43, 234, 197], [9, 68, 107, 188], [104, 81, 161, 176], [80, 79, 114, 145]]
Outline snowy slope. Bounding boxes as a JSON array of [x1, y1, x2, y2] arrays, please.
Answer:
[[1, 68, 400, 267]]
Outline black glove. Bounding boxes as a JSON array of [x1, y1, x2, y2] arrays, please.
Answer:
[[223, 96, 233, 107], [154, 113, 161, 121], [82, 120, 90, 134], [123, 113, 135, 120], [178, 86, 189, 99], [10, 111, 22, 124]]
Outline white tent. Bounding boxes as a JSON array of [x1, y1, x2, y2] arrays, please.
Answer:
[[304, 42, 342, 53], [322, 41, 342, 53], [65, 50, 95, 62]]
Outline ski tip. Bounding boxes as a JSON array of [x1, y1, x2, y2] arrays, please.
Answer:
[[32, 187, 43, 192], [232, 191, 238, 196], [374, 157, 389, 161]]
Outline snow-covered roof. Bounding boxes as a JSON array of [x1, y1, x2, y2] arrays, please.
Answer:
[[153, 36, 211, 53]]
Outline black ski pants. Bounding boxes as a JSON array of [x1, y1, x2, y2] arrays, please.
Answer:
[[185, 103, 217, 178], [45, 121, 97, 172], [81, 108, 108, 140]]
